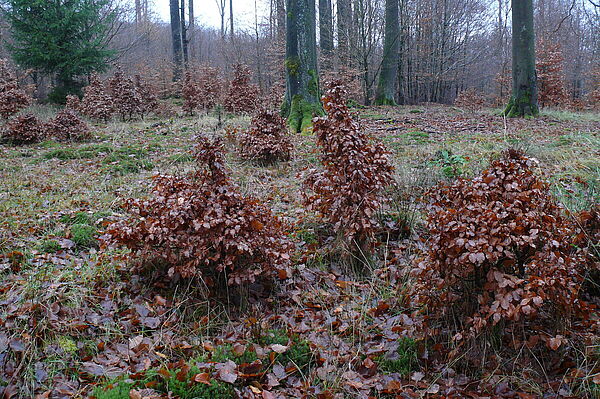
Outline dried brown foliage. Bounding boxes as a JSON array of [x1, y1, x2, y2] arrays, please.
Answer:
[[224, 64, 259, 114], [80, 74, 114, 122], [0, 59, 31, 120], [134, 74, 159, 118], [454, 88, 485, 113], [44, 109, 91, 142], [303, 81, 394, 250], [412, 150, 586, 341], [64, 95, 81, 111], [2, 113, 45, 144], [536, 40, 568, 108], [322, 66, 363, 104], [588, 66, 600, 109], [107, 69, 143, 121], [239, 110, 293, 163], [106, 136, 292, 287]]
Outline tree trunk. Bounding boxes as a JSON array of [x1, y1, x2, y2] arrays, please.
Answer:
[[318, 0, 333, 69], [230, 0, 235, 39], [135, 0, 142, 24], [170, 0, 183, 80], [337, 0, 351, 64], [277, 0, 286, 40], [181, 0, 188, 66], [188, 0, 194, 60], [375, 0, 400, 105], [284, 0, 321, 133], [504, 0, 538, 117]]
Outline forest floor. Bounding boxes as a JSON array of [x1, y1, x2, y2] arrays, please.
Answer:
[[0, 104, 599, 398]]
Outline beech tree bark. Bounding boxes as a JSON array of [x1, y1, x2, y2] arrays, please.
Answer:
[[188, 0, 194, 59], [319, 0, 333, 69], [230, 0, 234, 39], [170, 0, 183, 80], [284, 0, 321, 133], [337, 0, 352, 63], [181, 0, 189, 65], [375, 0, 400, 105], [505, 0, 539, 117]]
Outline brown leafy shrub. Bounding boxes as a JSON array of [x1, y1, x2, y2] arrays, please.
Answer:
[[80, 74, 114, 122], [2, 113, 45, 144], [536, 40, 568, 108], [322, 66, 363, 104], [197, 66, 222, 111], [224, 64, 259, 114], [454, 88, 485, 113], [303, 81, 394, 252], [134, 74, 158, 118], [153, 101, 178, 119], [0, 59, 31, 120], [106, 136, 292, 287], [239, 110, 293, 163], [64, 95, 81, 111], [107, 69, 143, 121], [44, 109, 91, 142], [182, 70, 198, 115], [412, 150, 586, 341]]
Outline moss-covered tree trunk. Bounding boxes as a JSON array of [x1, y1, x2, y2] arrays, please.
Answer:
[[284, 0, 321, 133], [504, 0, 539, 117], [375, 0, 400, 105]]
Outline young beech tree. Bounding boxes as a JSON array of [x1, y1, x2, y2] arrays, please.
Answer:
[[504, 0, 539, 117], [3, 0, 118, 102], [284, 0, 321, 133], [375, 0, 400, 105]]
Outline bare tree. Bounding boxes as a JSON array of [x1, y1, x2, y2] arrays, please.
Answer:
[[216, 0, 226, 38]]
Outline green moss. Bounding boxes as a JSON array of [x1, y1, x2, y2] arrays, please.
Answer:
[[285, 57, 301, 77], [504, 90, 539, 118], [71, 224, 97, 247], [287, 95, 322, 134], [57, 336, 78, 355], [206, 344, 258, 365], [307, 69, 319, 97]]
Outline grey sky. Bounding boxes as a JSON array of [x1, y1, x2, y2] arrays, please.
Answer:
[[153, 0, 268, 30]]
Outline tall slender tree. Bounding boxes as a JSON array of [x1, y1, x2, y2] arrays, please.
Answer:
[[188, 0, 195, 59], [284, 0, 321, 133], [337, 0, 352, 63], [375, 0, 400, 105], [181, 0, 189, 65], [170, 0, 183, 80], [230, 0, 234, 39], [504, 0, 539, 117], [319, 0, 333, 69]]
